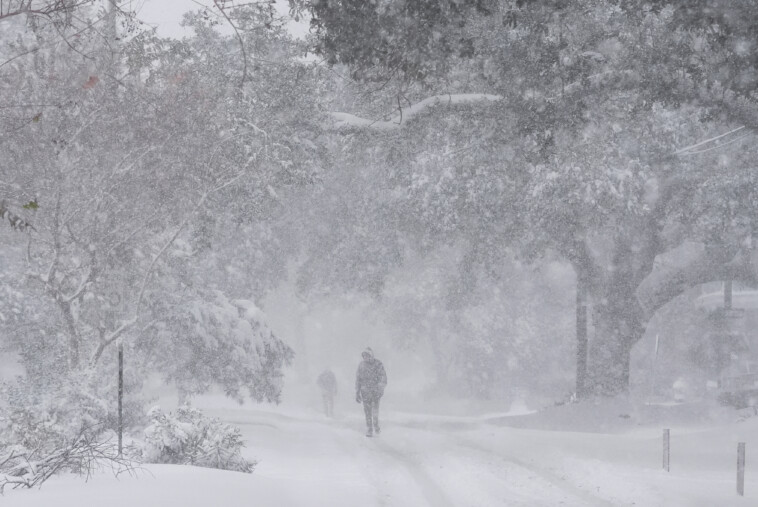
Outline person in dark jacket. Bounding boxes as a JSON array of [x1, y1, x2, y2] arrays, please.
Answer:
[[355, 347, 387, 437], [317, 368, 338, 418]]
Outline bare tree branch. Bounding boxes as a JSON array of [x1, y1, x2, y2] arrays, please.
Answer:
[[213, 0, 248, 87], [0, 425, 141, 494]]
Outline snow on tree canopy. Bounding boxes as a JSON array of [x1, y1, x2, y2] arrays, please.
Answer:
[[166, 291, 293, 404]]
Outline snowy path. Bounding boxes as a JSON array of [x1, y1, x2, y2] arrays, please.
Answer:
[[213, 403, 758, 507], [227, 408, 620, 506], [3, 402, 757, 506]]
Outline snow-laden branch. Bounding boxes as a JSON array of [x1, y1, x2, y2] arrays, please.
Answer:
[[327, 71, 638, 132], [60, 266, 94, 305], [329, 94, 502, 131], [637, 244, 758, 318], [91, 173, 252, 364], [86, 131, 255, 365], [133, 169, 248, 315], [90, 316, 137, 365], [0, 8, 113, 71]]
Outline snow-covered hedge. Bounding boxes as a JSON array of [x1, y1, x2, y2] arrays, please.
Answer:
[[141, 405, 255, 473]]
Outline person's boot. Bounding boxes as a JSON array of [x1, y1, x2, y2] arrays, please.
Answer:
[[374, 425, 380, 434], [365, 428, 373, 437]]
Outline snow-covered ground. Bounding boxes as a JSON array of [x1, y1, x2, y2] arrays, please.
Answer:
[[3, 391, 756, 506]]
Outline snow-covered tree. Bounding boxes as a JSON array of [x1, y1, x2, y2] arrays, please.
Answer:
[[1, 3, 321, 430], [293, 0, 758, 396]]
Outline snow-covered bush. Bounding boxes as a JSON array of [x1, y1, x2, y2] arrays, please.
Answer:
[[141, 405, 255, 473], [0, 377, 138, 493], [1, 373, 109, 451], [0, 371, 144, 492], [1, 366, 145, 448]]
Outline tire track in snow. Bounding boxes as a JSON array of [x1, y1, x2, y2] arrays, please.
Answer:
[[335, 416, 608, 507], [385, 416, 616, 506], [451, 435, 616, 507], [327, 418, 456, 507], [325, 425, 397, 507], [369, 437, 457, 507], [378, 422, 613, 506]]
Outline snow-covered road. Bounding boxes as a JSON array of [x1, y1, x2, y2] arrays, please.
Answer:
[[218, 400, 756, 507], [3, 399, 756, 506], [226, 407, 616, 507]]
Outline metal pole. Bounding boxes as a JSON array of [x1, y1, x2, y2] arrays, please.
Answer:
[[663, 429, 670, 472], [118, 342, 123, 456], [738, 442, 746, 496], [576, 275, 588, 399]]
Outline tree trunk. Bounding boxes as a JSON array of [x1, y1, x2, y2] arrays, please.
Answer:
[[59, 301, 80, 370], [587, 294, 645, 396]]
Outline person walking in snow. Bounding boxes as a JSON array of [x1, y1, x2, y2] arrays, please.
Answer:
[[317, 368, 338, 418], [355, 347, 387, 437]]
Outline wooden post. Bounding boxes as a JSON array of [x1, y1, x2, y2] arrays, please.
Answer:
[[118, 342, 123, 457], [576, 275, 588, 399], [663, 429, 670, 472], [724, 278, 733, 310], [737, 442, 746, 496]]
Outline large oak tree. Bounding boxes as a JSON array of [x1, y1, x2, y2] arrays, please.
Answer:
[[293, 0, 758, 395]]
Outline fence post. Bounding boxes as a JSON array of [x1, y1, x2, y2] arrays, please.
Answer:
[[738, 442, 746, 496], [663, 429, 670, 472], [118, 342, 123, 457]]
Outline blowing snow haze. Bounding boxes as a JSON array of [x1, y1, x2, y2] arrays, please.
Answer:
[[1, 1, 758, 505]]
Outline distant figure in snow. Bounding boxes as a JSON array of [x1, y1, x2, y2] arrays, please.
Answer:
[[317, 369, 338, 418], [355, 347, 387, 437]]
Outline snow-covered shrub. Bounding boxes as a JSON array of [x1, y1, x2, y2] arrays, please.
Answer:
[[0, 376, 139, 493], [142, 405, 255, 473], [1, 373, 109, 451], [1, 365, 145, 447], [0, 368, 145, 492]]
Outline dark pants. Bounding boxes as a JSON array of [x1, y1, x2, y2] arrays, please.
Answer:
[[362, 394, 381, 432], [322, 393, 334, 417]]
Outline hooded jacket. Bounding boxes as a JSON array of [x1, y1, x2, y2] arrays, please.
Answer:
[[355, 349, 387, 398]]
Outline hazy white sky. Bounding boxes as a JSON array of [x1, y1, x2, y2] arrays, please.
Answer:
[[134, 0, 307, 38], [133, 0, 212, 37]]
